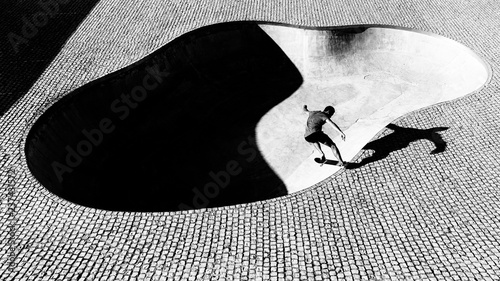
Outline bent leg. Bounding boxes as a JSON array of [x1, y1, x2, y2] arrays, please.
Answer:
[[329, 143, 344, 165], [316, 132, 345, 165], [312, 142, 325, 160]]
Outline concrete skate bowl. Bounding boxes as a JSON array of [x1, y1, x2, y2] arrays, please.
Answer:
[[25, 22, 490, 212]]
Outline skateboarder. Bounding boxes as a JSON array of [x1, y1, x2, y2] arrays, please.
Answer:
[[303, 105, 346, 166]]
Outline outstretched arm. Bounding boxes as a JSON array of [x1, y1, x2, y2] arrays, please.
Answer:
[[326, 118, 346, 141]]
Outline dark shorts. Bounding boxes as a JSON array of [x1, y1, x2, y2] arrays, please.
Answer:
[[304, 132, 334, 146]]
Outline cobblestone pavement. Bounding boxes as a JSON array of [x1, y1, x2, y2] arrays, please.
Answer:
[[1, 0, 500, 280]]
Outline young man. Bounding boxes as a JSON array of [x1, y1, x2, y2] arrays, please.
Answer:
[[303, 105, 346, 166]]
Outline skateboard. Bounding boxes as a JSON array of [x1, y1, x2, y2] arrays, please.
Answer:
[[314, 157, 341, 166]]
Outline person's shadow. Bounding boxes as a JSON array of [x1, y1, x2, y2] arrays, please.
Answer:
[[347, 124, 448, 169]]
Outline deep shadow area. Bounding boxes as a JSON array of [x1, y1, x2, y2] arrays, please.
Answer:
[[26, 22, 303, 212], [326, 26, 368, 58], [348, 124, 448, 169], [0, 1, 101, 116]]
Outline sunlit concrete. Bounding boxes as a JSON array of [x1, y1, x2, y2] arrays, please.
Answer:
[[256, 24, 491, 193]]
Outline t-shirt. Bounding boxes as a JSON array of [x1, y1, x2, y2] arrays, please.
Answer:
[[305, 111, 328, 137]]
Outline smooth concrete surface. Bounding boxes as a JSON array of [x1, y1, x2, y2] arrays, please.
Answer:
[[25, 22, 302, 211], [25, 22, 490, 211], [256, 24, 491, 193]]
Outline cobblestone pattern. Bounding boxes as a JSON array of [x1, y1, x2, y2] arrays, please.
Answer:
[[1, 0, 500, 280]]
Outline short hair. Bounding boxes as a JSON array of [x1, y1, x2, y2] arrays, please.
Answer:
[[323, 106, 335, 115]]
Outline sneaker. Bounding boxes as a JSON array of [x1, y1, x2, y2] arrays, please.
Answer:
[[319, 155, 326, 163]]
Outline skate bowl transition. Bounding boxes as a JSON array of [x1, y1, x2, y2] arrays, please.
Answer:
[[25, 22, 490, 212]]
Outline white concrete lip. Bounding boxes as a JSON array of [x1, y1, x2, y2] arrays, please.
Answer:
[[255, 24, 491, 193]]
